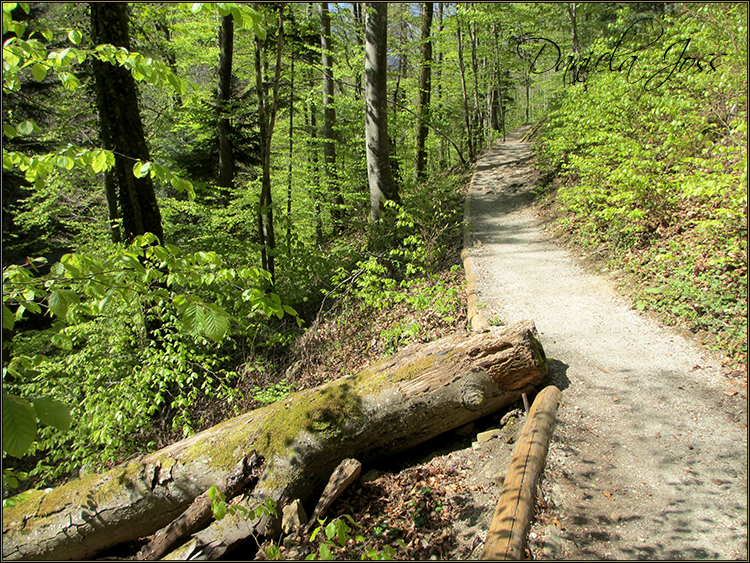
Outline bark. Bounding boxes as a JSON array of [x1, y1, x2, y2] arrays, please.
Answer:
[[482, 385, 562, 560], [104, 168, 121, 243], [320, 2, 344, 232], [90, 2, 163, 244], [136, 453, 260, 561], [3, 321, 548, 561], [456, 17, 475, 162], [286, 57, 294, 246], [365, 1, 400, 222], [413, 2, 433, 183], [254, 6, 283, 283], [307, 458, 362, 531], [468, 7, 482, 148], [217, 13, 235, 195]]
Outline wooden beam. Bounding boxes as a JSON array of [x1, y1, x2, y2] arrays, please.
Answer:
[[481, 385, 562, 560]]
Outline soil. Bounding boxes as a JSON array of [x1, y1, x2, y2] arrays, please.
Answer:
[[285, 124, 748, 561]]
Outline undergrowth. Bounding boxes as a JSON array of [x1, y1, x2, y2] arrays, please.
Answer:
[[535, 4, 747, 368], [2, 164, 470, 496]]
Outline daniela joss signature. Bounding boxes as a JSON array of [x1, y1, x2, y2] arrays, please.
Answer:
[[518, 17, 725, 90]]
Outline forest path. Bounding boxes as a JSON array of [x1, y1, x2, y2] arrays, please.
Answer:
[[465, 125, 748, 560]]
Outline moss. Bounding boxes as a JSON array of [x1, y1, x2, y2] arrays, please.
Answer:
[[88, 460, 147, 507], [255, 382, 363, 461]]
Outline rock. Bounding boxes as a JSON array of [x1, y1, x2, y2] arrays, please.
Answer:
[[493, 472, 506, 487], [455, 422, 474, 436], [360, 469, 381, 483], [477, 428, 501, 444], [542, 524, 562, 558], [282, 499, 307, 535]]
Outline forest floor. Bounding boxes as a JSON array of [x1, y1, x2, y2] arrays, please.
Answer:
[[286, 125, 748, 561]]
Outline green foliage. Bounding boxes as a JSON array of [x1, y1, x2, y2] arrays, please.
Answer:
[[536, 4, 747, 364], [2, 235, 299, 479]]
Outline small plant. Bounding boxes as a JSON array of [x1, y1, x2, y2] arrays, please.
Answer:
[[249, 379, 294, 405]]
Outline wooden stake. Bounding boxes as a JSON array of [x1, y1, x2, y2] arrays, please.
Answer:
[[481, 385, 562, 560]]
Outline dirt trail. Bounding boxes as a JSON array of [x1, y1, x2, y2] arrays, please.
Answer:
[[465, 125, 748, 560]]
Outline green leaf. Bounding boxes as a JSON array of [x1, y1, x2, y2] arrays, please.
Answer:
[[120, 254, 146, 275], [51, 331, 73, 350], [3, 124, 17, 138], [318, 543, 332, 560], [2, 394, 37, 458], [253, 21, 266, 41], [16, 120, 35, 136], [3, 304, 15, 331], [202, 307, 229, 342], [59, 71, 80, 90], [48, 290, 68, 318], [212, 498, 226, 520], [33, 396, 71, 433], [67, 29, 82, 44], [31, 62, 47, 82], [133, 160, 151, 178], [55, 155, 74, 170], [182, 301, 205, 335], [92, 150, 109, 173]]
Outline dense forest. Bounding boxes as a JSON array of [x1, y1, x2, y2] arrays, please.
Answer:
[[2, 0, 746, 529]]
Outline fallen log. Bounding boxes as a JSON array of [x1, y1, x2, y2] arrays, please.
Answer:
[[481, 385, 562, 560], [136, 452, 260, 560], [3, 320, 548, 561]]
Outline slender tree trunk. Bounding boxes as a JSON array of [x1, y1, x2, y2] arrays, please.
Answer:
[[435, 2, 446, 167], [525, 75, 531, 123], [320, 2, 343, 233], [567, 2, 580, 84], [456, 17, 475, 162], [307, 95, 323, 243], [217, 13, 234, 199], [153, 17, 181, 108], [90, 2, 163, 244], [104, 168, 121, 243], [254, 7, 284, 283], [287, 57, 294, 247], [413, 2, 433, 183], [365, 2, 399, 222], [353, 2, 364, 94], [469, 8, 482, 149]]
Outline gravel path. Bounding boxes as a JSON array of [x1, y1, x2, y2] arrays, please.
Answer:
[[465, 125, 748, 560]]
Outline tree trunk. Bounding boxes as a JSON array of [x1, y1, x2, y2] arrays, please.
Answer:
[[104, 168, 121, 243], [2, 321, 548, 561], [217, 13, 235, 197], [254, 6, 283, 283], [413, 2, 433, 183], [435, 2, 446, 168], [320, 2, 344, 233], [567, 2, 581, 85], [90, 2, 163, 244], [469, 8, 482, 149], [365, 1, 400, 222], [286, 57, 294, 246], [456, 17, 475, 162]]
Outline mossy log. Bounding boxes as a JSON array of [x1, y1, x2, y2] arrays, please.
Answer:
[[2, 320, 547, 561]]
